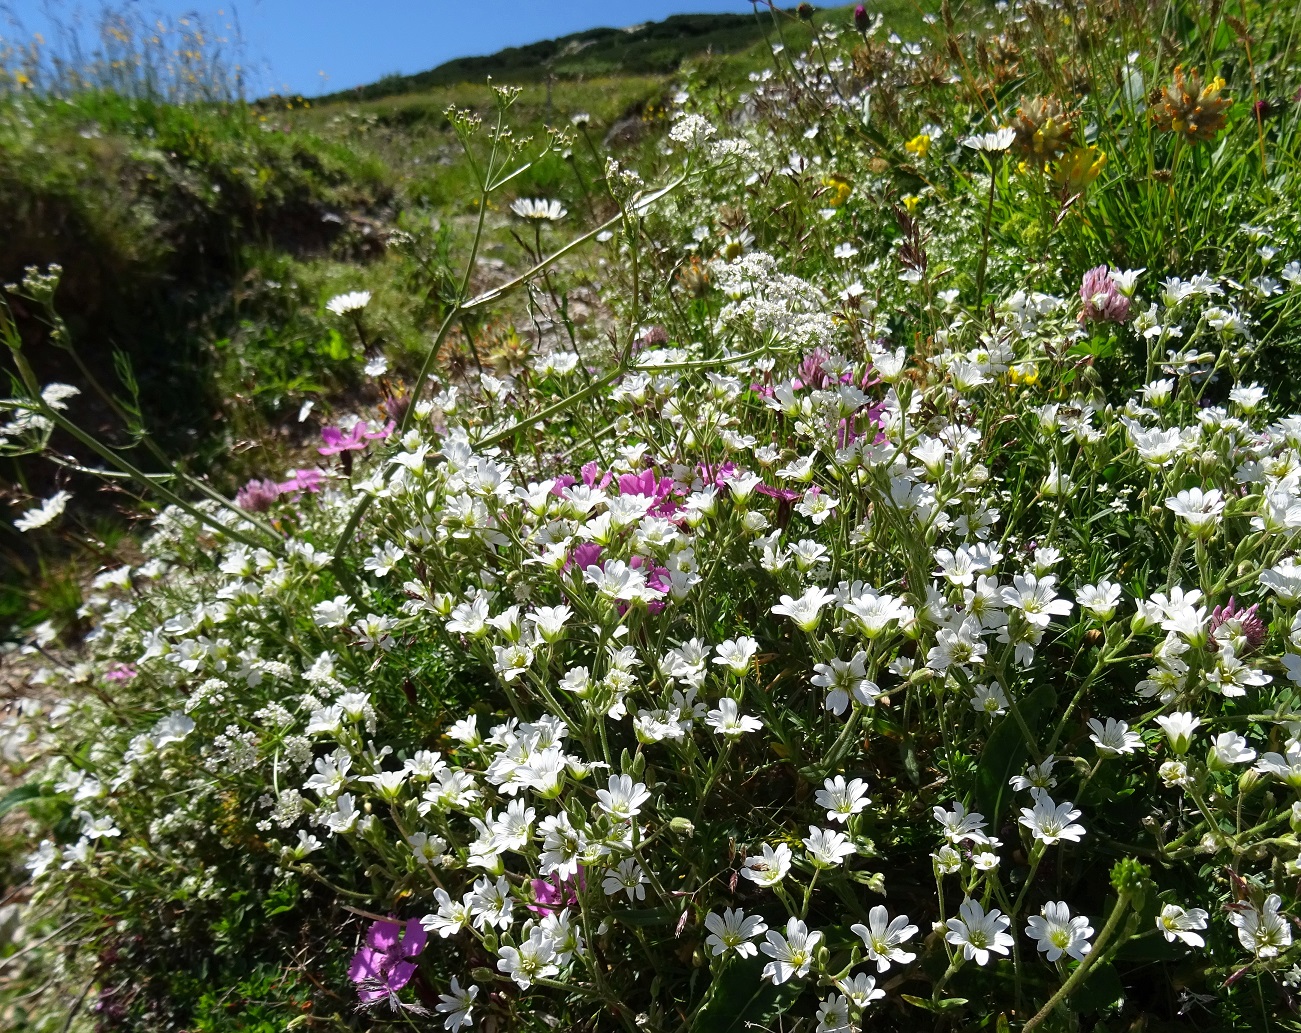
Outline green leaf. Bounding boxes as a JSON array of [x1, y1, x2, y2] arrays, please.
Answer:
[[0, 783, 43, 817], [974, 684, 1057, 827], [1069, 961, 1125, 1014], [901, 994, 969, 1012], [610, 906, 678, 928], [689, 954, 803, 1033]]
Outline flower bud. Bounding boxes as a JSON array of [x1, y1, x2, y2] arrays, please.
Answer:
[[798, 3, 815, 20], [471, 967, 496, 983], [854, 4, 871, 32], [670, 816, 696, 838]]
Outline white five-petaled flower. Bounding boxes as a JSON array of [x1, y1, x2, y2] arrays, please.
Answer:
[[704, 697, 763, 737], [803, 825, 856, 868], [741, 842, 793, 887], [704, 907, 767, 958], [1088, 717, 1142, 756], [1157, 903, 1209, 947], [1232, 893, 1292, 957], [434, 976, 478, 1030], [713, 636, 759, 675], [850, 904, 919, 972], [1165, 487, 1226, 534], [815, 775, 871, 824], [595, 774, 651, 822], [946, 897, 1014, 964], [1019, 788, 1086, 845], [1155, 711, 1201, 755], [1025, 901, 1093, 962], [759, 917, 822, 984], [934, 800, 988, 843], [771, 586, 835, 631]]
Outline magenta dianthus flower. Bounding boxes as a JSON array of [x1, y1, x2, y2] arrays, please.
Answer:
[[348, 917, 427, 1004]]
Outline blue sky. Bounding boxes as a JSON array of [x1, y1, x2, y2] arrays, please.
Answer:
[[2, 1, 756, 96]]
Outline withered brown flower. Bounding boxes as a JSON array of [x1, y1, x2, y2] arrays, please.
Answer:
[[1151, 65, 1231, 145], [1011, 95, 1079, 164]]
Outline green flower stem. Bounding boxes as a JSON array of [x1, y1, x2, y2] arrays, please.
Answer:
[[1021, 887, 1136, 1032]]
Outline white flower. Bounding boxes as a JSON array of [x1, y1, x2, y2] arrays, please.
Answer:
[[14, 490, 70, 532], [151, 712, 195, 748], [497, 926, 559, 987], [602, 857, 647, 901], [1077, 580, 1122, 620], [510, 197, 567, 221], [760, 917, 822, 984], [326, 290, 371, 315], [1155, 711, 1201, 754], [945, 897, 1013, 964], [1088, 717, 1141, 756], [1165, 487, 1225, 534], [850, 905, 918, 972], [771, 586, 835, 631], [933, 800, 988, 843], [1232, 894, 1292, 957], [741, 842, 793, 887], [595, 774, 651, 822], [1209, 731, 1256, 768], [704, 907, 767, 957], [1157, 903, 1209, 947], [815, 775, 871, 823], [970, 681, 1008, 716], [434, 976, 478, 1030], [1025, 901, 1093, 962], [1019, 789, 1086, 844], [812, 651, 876, 715], [705, 697, 763, 737], [837, 972, 885, 1008], [962, 126, 1017, 152], [803, 825, 856, 867], [713, 636, 759, 675]]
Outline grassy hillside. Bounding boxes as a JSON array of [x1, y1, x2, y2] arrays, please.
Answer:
[[320, 11, 782, 101]]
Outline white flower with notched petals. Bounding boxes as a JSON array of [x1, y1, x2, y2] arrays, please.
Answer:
[[602, 857, 647, 901], [946, 897, 1013, 964], [704, 907, 767, 957], [1157, 903, 1209, 947], [434, 977, 478, 1030], [326, 290, 371, 315], [1019, 788, 1086, 844], [815, 775, 871, 824], [1026, 901, 1093, 962], [760, 917, 822, 984], [1232, 894, 1292, 957], [771, 586, 835, 631], [705, 697, 763, 737], [803, 826, 856, 868], [741, 842, 792, 887], [595, 774, 651, 821], [850, 905, 918, 972], [934, 800, 988, 843], [1088, 717, 1141, 756]]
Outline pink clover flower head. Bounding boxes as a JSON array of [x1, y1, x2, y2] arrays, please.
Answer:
[[103, 662, 137, 684], [278, 468, 326, 494], [1079, 265, 1131, 324], [1209, 597, 1266, 651], [348, 916, 427, 1004], [235, 478, 282, 513], [794, 347, 834, 390], [318, 420, 395, 456]]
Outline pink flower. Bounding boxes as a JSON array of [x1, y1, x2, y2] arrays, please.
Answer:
[[104, 663, 136, 684], [1079, 265, 1131, 324], [528, 870, 586, 915], [278, 468, 326, 494], [235, 478, 281, 513], [318, 420, 395, 456], [348, 917, 426, 1004]]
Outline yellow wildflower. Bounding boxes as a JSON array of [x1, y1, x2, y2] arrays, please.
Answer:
[[1053, 145, 1107, 193], [1008, 362, 1040, 387], [902, 194, 922, 213], [904, 133, 931, 158], [822, 173, 852, 208]]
